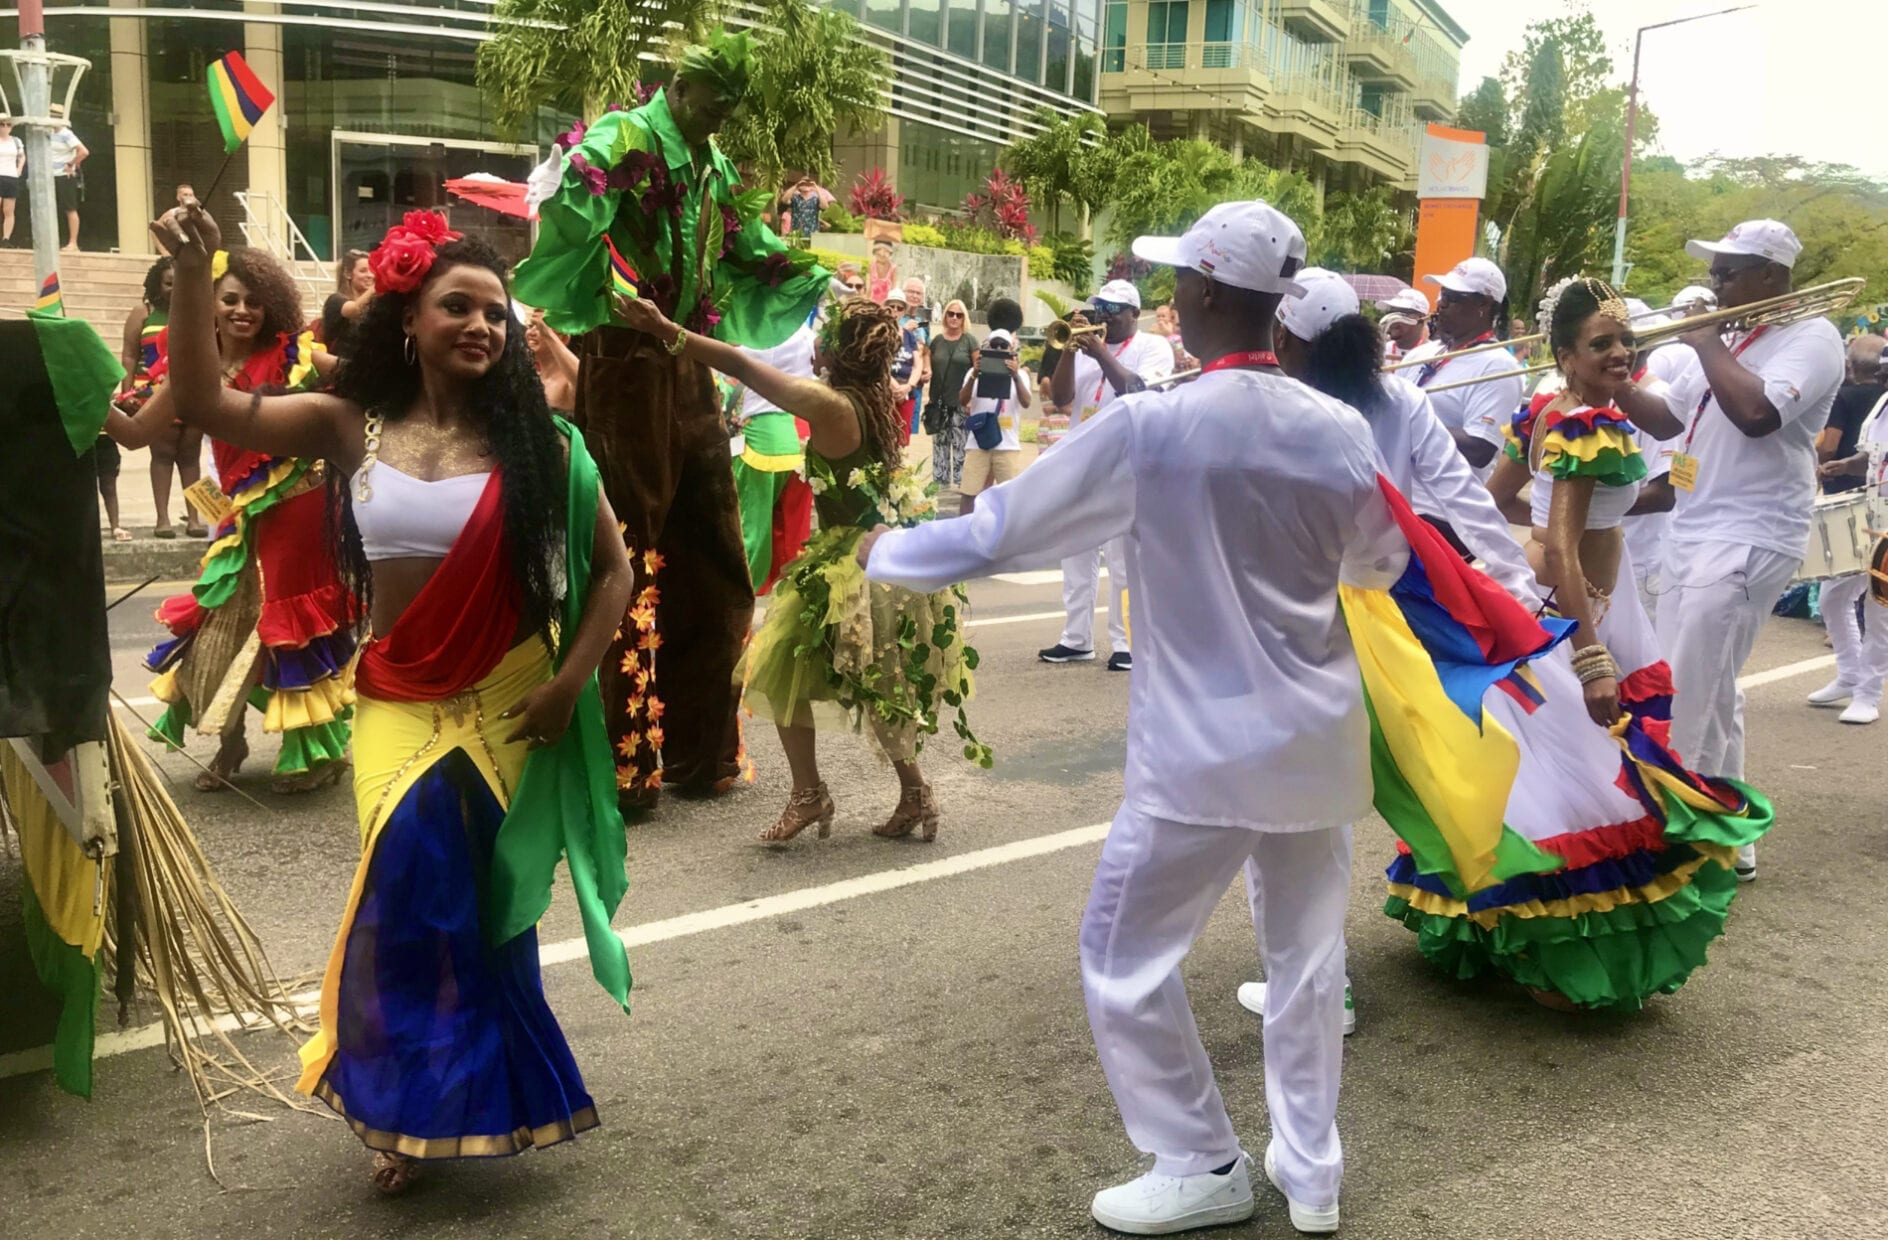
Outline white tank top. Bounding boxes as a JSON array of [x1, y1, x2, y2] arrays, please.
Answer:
[[352, 461, 491, 560]]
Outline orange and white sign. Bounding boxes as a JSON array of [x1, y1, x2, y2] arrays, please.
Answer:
[[1417, 127, 1489, 200]]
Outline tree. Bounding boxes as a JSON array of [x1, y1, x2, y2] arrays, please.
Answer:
[[1498, 7, 1614, 133], [1001, 107, 1105, 234], [1455, 76, 1508, 147], [1482, 36, 1565, 244], [717, 0, 889, 194], [1502, 112, 1627, 324], [477, 0, 720, 132]]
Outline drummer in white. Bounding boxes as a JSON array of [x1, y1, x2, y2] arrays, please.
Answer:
[[1810, 342, 1888, 724], [862, 203, 1404, 1236], [1615, 220, 1846, 882], [1039, 279, 1174, 671]]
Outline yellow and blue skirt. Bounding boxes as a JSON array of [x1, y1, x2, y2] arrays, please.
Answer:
[[296, 641, 598, 1157]]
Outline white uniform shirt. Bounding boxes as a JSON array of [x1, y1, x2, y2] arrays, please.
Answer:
[[730, 324, 816, 424], [1414, 344, 1524, 483], [48, 127, 81, 176], [1620, 343, 1693, 581], [866, 368, 1410, 831], [1066, 331, 1175, 431], [1368, 374, 1538, 605], [1660, 317, 1845, 559]]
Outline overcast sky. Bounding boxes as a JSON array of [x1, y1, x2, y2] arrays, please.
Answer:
[[1443, 0, 1886, 179]]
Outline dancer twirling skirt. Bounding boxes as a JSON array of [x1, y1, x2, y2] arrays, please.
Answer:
[[148, 202, 634, 1191], [109, 247, 357, 793], [1383, 277, 1773, 1010]]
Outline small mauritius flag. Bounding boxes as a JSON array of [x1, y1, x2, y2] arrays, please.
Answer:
[[205, 51, 276, 155], [605, 236, 640, 300], [34, 272, 63, 315]]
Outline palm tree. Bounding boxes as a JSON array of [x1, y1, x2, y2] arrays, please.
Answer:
[[1002, 108, 1104, 235], [716, 0, 889, 195], [476, 0, 722, 133]]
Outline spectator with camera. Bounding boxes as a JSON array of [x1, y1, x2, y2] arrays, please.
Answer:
[[956, 297, 1030, 515]]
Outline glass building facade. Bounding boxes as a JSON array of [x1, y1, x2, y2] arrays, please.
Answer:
[[38, 0, 1099, 257]]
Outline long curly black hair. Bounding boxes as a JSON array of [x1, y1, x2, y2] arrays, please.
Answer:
[[1300, 313, 1390, 417], [328, 237, 566, 648], [142, 256, 173, 310], [219, 247, 305, 349]]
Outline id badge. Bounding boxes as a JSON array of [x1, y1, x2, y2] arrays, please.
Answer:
[[998, 413, 1014, 432], [1670, 452, 1699, 492], [1079, 402, 1101, 425]]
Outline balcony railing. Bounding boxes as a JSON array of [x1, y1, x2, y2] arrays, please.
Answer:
[[1144, 41, 1188, 70]]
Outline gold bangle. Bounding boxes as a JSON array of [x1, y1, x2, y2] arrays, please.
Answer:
[[666, 328, 688, 356]]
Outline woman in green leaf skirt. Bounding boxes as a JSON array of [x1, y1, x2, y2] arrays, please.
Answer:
[[614, 293, 985, 845]]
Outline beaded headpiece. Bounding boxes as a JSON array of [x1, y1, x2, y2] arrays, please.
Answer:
[[1537, 275, 1630, 341]]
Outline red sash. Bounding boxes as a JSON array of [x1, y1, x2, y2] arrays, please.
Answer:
[[353, 470, 523, 702]]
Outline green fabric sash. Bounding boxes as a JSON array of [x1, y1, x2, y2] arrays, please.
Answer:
[[28, 309, 125, 457], [486, 415, 633, 1011]]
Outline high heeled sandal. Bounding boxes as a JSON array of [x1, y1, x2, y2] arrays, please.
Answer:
[[194, 736, 249, 793], [760, 783, 834, 845], [873, 783, 939, 842], [371, 1150, 421, 1195]]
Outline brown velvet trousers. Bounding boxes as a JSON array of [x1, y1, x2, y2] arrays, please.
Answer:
[[575, 326, 754, 805]]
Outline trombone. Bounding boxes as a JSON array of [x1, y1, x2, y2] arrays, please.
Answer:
[[1044, 320, 1107, 349], [1417, 278, 1864, 395], [1385, 295, 1697, 373]]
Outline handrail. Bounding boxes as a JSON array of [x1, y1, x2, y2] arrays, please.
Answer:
[[235, 190, 329, 304]]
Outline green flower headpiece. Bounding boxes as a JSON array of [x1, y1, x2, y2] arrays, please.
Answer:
[[677, 29, 754, 109]]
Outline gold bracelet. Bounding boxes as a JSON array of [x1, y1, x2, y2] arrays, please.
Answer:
[[666, 328, 689, 356]]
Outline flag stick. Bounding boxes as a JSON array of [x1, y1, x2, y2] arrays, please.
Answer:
[[196, 148, 239, 211]]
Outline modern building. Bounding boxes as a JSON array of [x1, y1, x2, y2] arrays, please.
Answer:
[[1097, 0, 1467, 190], [21, 0, 1106, 266]]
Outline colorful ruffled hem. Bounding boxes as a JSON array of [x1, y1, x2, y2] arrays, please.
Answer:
[[1504, 398, 1648, 488]]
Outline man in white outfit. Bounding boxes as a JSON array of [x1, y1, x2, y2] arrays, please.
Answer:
[[1811, 343, 1888, 724], [1616, 220, 1845, 883], [1618, 292, 1708, 622], [1039, 279, 1174, 671], [861, 203, 1410, 1235]]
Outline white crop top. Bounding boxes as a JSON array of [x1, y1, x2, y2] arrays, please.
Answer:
[[1528, 468, 1641, 531], [353, 461, 491, 560]]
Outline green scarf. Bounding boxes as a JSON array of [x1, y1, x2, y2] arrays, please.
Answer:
[[28, 310, 124, 457], [486, 415, 633, 1011]]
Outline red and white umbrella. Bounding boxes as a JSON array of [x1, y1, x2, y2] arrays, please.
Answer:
[[445, 173, 531, 219]]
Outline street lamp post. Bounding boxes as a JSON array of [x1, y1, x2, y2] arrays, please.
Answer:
[[1611, 5, 1755, 288]]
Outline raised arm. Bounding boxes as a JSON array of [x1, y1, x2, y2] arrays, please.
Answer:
[[863, 398, 1137, 589], [105, 380, 175, 450], [613, 294, 858, 454], [119, 306, 142, 393], [150, 202, 360, 467]]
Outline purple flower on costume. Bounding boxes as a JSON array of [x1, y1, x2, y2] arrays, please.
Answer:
[[606, 102, 629, 113], [756, 251, 794, 288], [609, 149, 662, 193], [648, 272, 678, 316], [553, 121, 587, 152], [634, 82, 659, 106], [719, 204, 742, 258], [642, 168, 687, 218], [568, 153, 609, 196], [687, 296, 722, 335]]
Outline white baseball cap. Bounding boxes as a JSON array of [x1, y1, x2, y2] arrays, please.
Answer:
[[1276, 267, 1360, 342], [1130, 201, 1308, 296], [1671, 284, 1718, 312], [1623, 297, 1664, 328], [1089, 279, 1142, 310], [1423, 257, 1508, 302], [1374, 287, 1430, 317], [1686, 219, 1802, 269]]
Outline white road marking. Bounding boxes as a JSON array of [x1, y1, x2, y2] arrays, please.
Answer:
[[992, 568, 1106, 587], [18, 649, 1837, 1079]]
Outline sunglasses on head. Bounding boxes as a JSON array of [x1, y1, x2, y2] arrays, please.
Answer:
[[1092, 301, 1131, 316]]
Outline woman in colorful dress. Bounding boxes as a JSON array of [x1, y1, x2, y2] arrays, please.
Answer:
[[1390, 276, 1773, 1011], [118, 255, 206, 540], [615, 293, 981, 845], [148, 202, 635, 1192], [107, 246, 354, 793]]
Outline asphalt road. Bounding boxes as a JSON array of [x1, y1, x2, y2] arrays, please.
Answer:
[[1, 568, 1883, 1240]]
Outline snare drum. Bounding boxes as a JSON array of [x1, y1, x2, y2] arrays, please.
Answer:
[[1796, 492, 1876, 584]]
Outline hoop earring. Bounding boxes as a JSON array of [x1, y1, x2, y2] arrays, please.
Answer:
[[403, 334, 415, 366]]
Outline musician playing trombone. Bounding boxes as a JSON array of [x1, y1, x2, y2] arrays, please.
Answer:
[[1612, 219, 1846, 883], [1039, 280, 1174, 671]]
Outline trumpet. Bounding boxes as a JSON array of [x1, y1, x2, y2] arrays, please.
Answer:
[[1044, 321, 1107, 349], [1418, 278, 1864, 395]]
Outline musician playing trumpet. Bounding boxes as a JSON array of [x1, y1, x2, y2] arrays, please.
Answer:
[[1613, 219, 1845, 883]]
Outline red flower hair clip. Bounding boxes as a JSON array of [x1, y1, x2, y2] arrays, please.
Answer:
[[369, 210, 463, 294]]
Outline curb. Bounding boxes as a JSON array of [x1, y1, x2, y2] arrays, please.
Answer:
[[102, 537, 208, 584]]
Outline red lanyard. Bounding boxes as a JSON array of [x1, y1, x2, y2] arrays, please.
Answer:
[[1202, 350, 1280, 374], [1417, 332, 1494, 387], [1683, 327, 1767, 452]]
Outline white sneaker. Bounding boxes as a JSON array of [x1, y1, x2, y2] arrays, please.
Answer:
[[1235, 980, 1356, 1036], [1807, 679, 1854, 707], [1090, 1158, 1255, 1235], [1735, 842, 1757, 883], [1839, 699, 1880, 725], [1263, 1144, 1340, 1234]]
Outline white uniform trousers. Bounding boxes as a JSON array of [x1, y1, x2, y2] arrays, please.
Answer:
[[1657, 540, 1799, 779], [1821, 572, 1888, 703], [1060, 538, 1130, 654], [1079, 806, 1350, 1206]]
